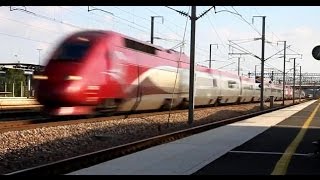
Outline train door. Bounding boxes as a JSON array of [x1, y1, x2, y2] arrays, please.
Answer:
[[135, 55, 180, 111], [114, 42, 141, 112], [240, 78, 251, 103], [96, 41, 132, 111], [238, 76, 244, 102], [177, 64, 189, 107], [194, 71, 219, 106], [121, 39, 179, 111], [221, 76, 241, 104], [211, 74, 220, 105], [216, 71, 222, 103]]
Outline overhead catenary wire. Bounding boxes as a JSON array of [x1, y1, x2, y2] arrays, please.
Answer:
[[8, 6, 83, 30], [167, 7, 190, 127], [229, 40, 260, 59], [206, 9, 229, 56], [2, 6, 302, 77], [253, 7, 282, 42], [84, 6, 187, 46], [228, 7, 283, 53], [5, 7, 210, 61], [218, 6, 288, 74], [0, 31, 54, 45], [0, 15, 64, 35], [230, 6, 262, 36]]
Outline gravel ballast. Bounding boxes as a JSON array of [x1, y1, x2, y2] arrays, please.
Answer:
[[0, 101, 293, 174]]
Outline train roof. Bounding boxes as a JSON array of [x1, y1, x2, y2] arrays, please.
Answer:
[[69, 30, 188, 59], [71, 30, 166, 51]]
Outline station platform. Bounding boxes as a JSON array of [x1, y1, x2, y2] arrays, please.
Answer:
[[69, 100, 320, 175], [0, 97, 39, 108]]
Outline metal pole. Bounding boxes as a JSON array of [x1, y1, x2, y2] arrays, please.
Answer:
[[238, 57, 240, 76], [188, 6, 196, 125], [299, 66, 301, 102], [314, 82, 316, 99], [260, 16, 266, 111], [150, 16, 163, 44], [282, 41, 286, 106], [293, 58, 296, 104], [37, 48, 42, 67], [20, 81, 23, 97], [12, 83, 15, 97], [4, 82, 6, 97], [209, 44, 212, 69], [255, 65, 257, 79], [209, 44, 218, 69], [150, 16, 154, 44], [28, 75, 31, 98]]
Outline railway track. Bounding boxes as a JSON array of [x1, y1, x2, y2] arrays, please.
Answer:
[[0, 104, 248, 132], [0, 106, 41, 120], [5, 102, 299, 175], [0, 100, 294, 133], [0, 100, 304, 132]]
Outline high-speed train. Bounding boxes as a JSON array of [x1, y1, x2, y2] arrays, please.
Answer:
[[33, 30, 300, 116]]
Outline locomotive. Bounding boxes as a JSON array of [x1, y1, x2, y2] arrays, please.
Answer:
[[33, 30, 298, 116]]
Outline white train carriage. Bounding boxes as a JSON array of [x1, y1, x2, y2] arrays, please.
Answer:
[[194, 67, 221, 106], [239, 76, 256, 103], [272, 84, 283, 101], [252, 83, 261, 102], [218, 71, 241, 104], [285, 85, 293, 100]]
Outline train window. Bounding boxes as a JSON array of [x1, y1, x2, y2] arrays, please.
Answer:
[[196, 77, 215, 87], [212, 79, 217, 87], [228, 81, 238, 89], [52, 41, 92, 61], [243, 85, 253, 90], [124, 38, 156, 55]]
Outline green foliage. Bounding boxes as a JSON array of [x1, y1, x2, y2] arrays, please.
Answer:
[[0, 69, 27, 97], [5, 69, 26, 84]]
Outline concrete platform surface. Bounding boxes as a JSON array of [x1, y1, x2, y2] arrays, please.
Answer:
[[69, 100, 316, 175]]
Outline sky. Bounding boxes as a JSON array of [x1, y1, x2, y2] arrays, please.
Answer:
[[0, 6, 320, 76]]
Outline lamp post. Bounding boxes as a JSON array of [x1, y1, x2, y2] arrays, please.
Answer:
[[36, 48, 42, 67], [299, 66, 302, 102], [253, 16, 266, 111], [254, 65, 260, 81], [150, 16, 164, 44], [209, 44, 218, 69], [289, 55, 302, 104], [313, 81, 316, 100], [292, 58, 296, 104], [277, 41, 286, 106]]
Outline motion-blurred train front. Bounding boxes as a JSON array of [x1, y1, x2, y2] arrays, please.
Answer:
[[33, 30, 304, 116], [34, 31, 121, 115]]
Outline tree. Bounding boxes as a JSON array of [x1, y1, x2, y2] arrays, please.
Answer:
[[5, 68, 26, 97]]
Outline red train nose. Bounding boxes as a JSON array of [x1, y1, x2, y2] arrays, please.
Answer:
[[37, 81, 85, 105]]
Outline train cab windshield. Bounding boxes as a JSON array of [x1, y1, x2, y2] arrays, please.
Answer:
[[52, 36, 94, 61]]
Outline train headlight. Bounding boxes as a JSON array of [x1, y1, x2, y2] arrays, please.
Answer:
[[66, 85, 81, 92], [65, 76, 82, 81], [33, 75, 48, 80]]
